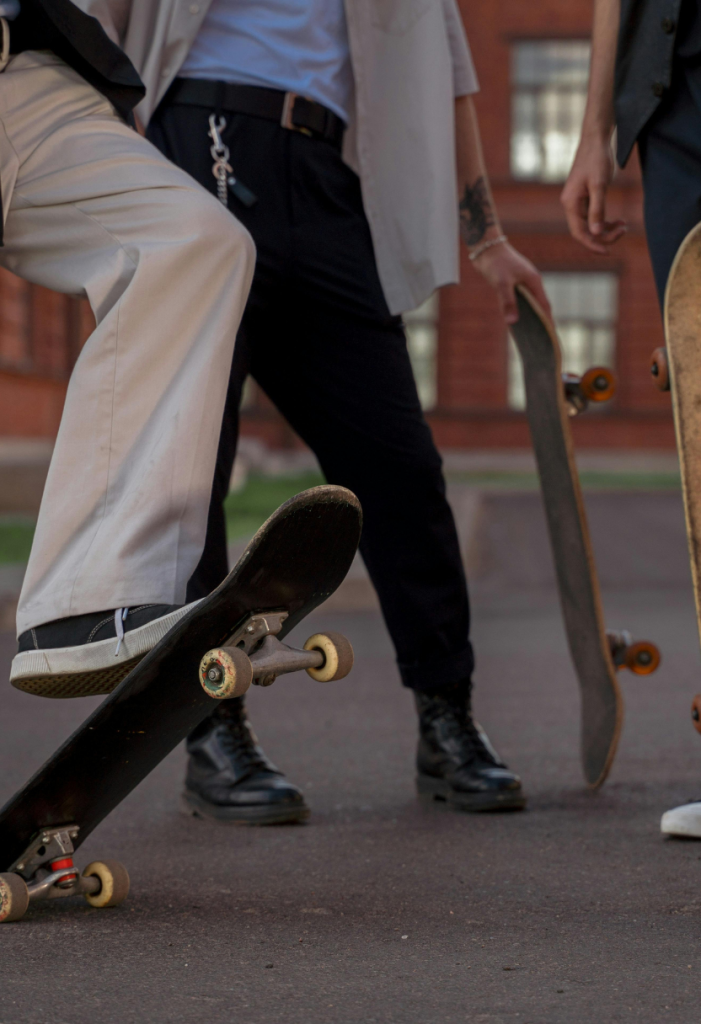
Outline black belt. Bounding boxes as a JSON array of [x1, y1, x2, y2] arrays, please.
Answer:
[[167, 79, 346, 150]]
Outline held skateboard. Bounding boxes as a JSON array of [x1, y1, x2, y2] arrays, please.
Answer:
[[0, 485, 362, 922], [652, 223, 701, 737], [510, 287, 660, 789]]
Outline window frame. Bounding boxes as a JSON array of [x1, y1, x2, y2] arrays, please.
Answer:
[[509, 36, 592, 185]]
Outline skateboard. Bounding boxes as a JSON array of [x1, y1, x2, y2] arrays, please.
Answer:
[[654, 222, 701, 738], [510, 287, 660, 789], [0, 485, 362, 922]]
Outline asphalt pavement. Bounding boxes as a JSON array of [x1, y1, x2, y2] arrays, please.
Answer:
[[1, 489, 701, 1023]]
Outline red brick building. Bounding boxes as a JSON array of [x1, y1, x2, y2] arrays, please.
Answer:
[[432, 0, 672, 449], [0, 0, 675, 448], [0, 279, 91, 439]]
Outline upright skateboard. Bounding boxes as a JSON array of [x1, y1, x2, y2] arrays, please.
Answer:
[[511, 287, 660, 789], [653, 223, 701, 734], [0, 485, 362, 922]]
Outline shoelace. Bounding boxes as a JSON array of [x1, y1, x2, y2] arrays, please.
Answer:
[[114, 607, 128, 657], [432, 703, 499, 767], [218, 720, 275, 775], [462, 718, 499, 766]]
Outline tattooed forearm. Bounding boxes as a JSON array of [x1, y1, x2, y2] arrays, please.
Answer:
[[459, 176, 496, 247]]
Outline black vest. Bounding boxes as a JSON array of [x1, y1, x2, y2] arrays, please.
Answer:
[[615, 0, 701, 166]]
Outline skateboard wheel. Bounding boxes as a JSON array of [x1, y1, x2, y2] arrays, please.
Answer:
[[82, 860, 130, 908], [303, 632, 354, 682], [199, 646, 253, 699], [580, 366, 616, 402], [650, 347, 670, 392], [0, 872, 29, 923], [625, 641, 661, 675], [692, 696, 701, 736]]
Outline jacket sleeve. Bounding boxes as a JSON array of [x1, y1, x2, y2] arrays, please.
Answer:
[[442, 0, 479, 96], [69, 0, 132, 46]]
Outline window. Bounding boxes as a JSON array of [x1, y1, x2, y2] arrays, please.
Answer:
[[405, 293, 438, 410], [511, 40, 590, 183], [508, 272, 618, 410]]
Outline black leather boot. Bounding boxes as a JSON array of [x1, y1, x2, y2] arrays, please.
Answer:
[[182, 697, 309, 824], [415, 687, 526, 812]]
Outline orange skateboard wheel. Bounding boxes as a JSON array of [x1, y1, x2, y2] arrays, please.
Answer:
[[692, 695, 701, 736], [580, 366, 617, 402], [625, 640, 661, 675], [650, 347, 670, 391]]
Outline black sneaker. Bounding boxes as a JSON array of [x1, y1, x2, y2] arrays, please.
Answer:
[[11, 603, 197, 698], [415, 687, 526, 812], [182, 697, 310, 825]]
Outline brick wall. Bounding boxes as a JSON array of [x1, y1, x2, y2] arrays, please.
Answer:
[[424, 0, 672, 448], [0, 268, 92, 437]]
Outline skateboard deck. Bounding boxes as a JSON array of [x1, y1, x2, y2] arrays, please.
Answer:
[[510, 287, 659, 788], [0, 485, 361, 920], [663, 223, 701, 661]]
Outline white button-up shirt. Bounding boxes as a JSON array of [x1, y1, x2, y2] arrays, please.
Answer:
[[77, 0, 478, 313]]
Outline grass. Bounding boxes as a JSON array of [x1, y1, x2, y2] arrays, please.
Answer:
[[0, 472, 325, 565], [224, 471, 325, 540], [0, 519, 35, 565], [0, 467, 680, 565]]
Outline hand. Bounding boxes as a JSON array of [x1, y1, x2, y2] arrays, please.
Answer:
[[561, 133, 626, 254], [472, 242, 552, 325]]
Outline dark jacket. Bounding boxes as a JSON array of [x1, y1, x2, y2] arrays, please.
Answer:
[[615, 0, 693, 166], [0, 0, 145, 241]]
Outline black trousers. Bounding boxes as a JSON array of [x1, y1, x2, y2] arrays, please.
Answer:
[[639, 61, 701, 306], [148, 97, 474, 693]]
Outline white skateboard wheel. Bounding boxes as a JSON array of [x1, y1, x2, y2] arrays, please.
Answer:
[[303, 632, 354, 682], [82, 860, 130, 908]]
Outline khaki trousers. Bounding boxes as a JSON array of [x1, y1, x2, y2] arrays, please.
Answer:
[[0, 52, 255, 635]]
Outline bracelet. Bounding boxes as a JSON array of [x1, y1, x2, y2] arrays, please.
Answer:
[[468, 234, 508, 262]]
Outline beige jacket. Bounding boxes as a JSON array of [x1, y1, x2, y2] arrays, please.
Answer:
[[76, 0, 478, 313]]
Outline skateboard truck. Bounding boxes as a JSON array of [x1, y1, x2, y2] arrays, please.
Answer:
[[199, 611, 354, 699], [606, 630, 661, 675], [562, 367, 617, 416], [0, 826, 130, 922]]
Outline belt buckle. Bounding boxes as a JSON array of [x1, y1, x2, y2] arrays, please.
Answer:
[[281, 92, 313, 137]]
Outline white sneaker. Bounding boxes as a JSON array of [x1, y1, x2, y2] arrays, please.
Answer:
[[661, 801, 701, 838]]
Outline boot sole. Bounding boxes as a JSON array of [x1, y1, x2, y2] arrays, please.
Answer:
[[180, 792, 310, 826], [416, 774, 527, 813]]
